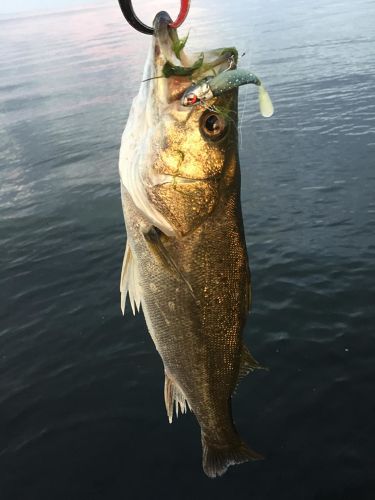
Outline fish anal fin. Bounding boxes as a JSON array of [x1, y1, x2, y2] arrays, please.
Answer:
[[120, 242, 142, 316], [164, 373, 190, 424], [201, 434, 264, 478]]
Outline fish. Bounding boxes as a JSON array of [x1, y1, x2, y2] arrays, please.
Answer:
[[118, 11, 272, 478]]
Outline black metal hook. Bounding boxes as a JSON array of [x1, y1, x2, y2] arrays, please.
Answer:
[[118, 1, 190, 35], [117, 0, 154, 35]]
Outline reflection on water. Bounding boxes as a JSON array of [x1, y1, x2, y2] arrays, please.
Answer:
[[0, 0, 374, 498]]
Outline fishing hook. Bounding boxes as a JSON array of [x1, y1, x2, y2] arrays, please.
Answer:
[[117, 0, 190, 35]]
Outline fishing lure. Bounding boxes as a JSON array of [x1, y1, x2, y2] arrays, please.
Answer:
[[181, 69, 274, 118]]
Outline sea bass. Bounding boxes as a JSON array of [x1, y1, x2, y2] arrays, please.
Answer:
[[119, 12, 272, 478]]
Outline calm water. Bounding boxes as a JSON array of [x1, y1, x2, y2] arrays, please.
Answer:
[[1, 0, 375, 498]]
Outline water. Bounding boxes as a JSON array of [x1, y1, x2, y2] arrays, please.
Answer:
[[1, 0, 374, 498]]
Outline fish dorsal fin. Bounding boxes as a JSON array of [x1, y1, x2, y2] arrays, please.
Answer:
[[120, 242, 142, 316], [238, 345, 267, 382], [164, 373, 191, 424]]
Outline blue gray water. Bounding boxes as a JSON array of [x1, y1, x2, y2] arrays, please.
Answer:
[[1, 0, 374, 498]]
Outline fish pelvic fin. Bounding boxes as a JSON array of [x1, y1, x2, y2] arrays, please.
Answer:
[[164, 373, 190, 424], [201, 434, 264, 478], [120, 242, 142, 316]]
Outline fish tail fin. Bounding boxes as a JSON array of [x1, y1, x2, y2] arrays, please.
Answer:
[[201, 434, 264, 478]]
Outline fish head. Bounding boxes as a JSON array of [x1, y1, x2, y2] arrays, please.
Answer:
[[119, 12, 240, 236]]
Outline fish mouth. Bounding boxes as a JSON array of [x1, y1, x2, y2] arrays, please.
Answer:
[[152, 11, 179, 67], [153, 11, 173, 38], [150, 12, 273, 117], [151, 11, 237, 83]]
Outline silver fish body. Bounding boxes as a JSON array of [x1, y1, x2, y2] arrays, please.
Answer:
[[119, 12, 265, 477]]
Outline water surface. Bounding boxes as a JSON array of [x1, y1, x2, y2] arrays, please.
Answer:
[[1, 0, 375, 498]]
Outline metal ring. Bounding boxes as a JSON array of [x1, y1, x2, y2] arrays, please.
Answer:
[[117, 0, 190, 35], [169, 0, 190, 29], [117, 0, 154, 34]]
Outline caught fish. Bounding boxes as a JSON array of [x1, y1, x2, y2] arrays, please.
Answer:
[[119, 11, 272, 477]]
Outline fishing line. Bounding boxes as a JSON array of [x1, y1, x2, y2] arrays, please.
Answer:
[[238, 83, 250, 149], [238, 51, 249, 149]]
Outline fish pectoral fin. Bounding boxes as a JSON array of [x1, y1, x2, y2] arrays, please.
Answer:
[[237, 345, 268, 382], [144, 227, 197, 302], [164, 373, 191, 424], [120, 242, 142, 316]]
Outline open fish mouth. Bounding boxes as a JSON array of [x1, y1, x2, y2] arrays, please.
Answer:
[[153, 11, 176, 63], [150, 11, 239, 90], [151, 11, 273, 117]]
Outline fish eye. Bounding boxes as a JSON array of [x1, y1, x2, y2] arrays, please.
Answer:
[[199, 111, 228, 142]]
